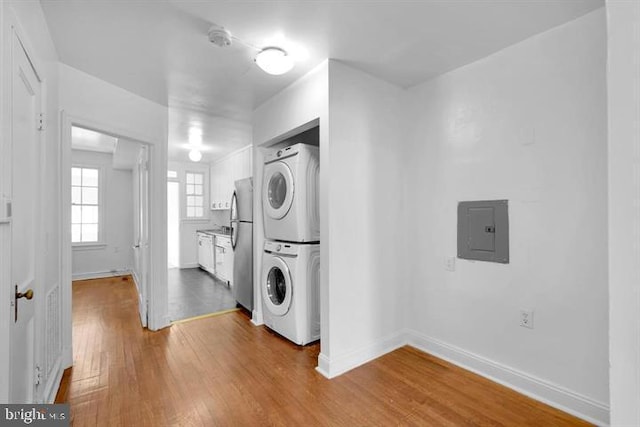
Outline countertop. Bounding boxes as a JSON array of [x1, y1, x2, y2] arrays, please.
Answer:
[[197, 227, 231, 237]]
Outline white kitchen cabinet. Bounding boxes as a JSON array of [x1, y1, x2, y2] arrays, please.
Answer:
[[197, 233, 214, 273], [214, 235, 233, 283], [210, 145, 253, 210]]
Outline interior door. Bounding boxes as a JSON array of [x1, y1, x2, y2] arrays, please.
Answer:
[[135, 146, 149, 327], [9, 30, 42, 403]]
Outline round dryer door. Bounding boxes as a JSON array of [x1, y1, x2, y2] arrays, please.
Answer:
[[262, 256, 293, 316], [263, 161, 294, 220]]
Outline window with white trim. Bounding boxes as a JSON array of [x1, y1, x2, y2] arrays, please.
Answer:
[[71, 167, 100, 243], [185, 172, 204, 218]]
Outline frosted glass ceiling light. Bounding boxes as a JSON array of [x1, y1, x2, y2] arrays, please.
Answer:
[[255, 47, 294, 75], [188, 127, 203, 146], [189, 149, 202, 162]]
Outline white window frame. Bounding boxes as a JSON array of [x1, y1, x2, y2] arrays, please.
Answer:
[[184, 171, 206, 220], [71, 165, 105, 247]]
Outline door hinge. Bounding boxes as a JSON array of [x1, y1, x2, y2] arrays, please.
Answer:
[[37, 112, 45, 131], [34, 365, 42, 386]]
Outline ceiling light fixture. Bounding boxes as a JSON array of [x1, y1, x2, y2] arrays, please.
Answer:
[[189, 149, 202, 162], [255, 47, 294, 75], [207, 25, 297, 76], [188, 127, 203, 146]]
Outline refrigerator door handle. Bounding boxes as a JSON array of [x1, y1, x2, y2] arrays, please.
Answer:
[[231, 221, 239, 250], [230, 191, 236, 249]]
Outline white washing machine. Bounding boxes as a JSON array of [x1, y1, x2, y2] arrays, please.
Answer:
[[263, 143, 319, 243], [261, 240, 320, 345]]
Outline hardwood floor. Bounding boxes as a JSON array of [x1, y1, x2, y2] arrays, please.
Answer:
[[56, 276, 591, 426]]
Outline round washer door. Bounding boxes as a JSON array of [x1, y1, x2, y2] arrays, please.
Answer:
[[262, 255, 293, 316], [263, 161, 294, 220]]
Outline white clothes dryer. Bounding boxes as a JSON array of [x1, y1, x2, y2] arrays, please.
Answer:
[[263, 143, 319, 243], [261, 240, 320, 345]]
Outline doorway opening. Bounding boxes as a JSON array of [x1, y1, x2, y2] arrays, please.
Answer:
[[166, 164, 237, 323], [61, 120, 155, 368]]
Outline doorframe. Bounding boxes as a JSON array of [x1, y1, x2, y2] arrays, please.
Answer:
[[166, 179, 180, 269], [59, 113, 169, 368], [0, 7, 48, 404]]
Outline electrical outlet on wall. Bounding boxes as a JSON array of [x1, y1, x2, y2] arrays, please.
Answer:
[[520, 309, 534, 329], [445, 256, 456, 272]]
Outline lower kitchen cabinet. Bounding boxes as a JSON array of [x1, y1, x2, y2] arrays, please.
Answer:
[[197, 232, 214, 274], [214, 235, 233, 284]]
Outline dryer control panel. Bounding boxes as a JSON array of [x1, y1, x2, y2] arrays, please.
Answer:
[[264, 240, 298, 257]]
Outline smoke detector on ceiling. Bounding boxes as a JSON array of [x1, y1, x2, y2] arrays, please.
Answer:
[[208, 25, 232, 48]]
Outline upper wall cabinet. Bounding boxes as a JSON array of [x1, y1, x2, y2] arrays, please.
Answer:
[[210, 145, 253, 210]]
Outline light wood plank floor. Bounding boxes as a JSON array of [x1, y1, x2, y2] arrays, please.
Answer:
[[56, 276, 591, 426]]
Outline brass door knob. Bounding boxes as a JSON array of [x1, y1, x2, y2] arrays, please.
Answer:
[[16, 289, 33, 300]]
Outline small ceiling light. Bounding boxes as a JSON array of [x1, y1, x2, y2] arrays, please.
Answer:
[[188, 127, 203, 146], [189, 149, 202, 162], [255, 47, 294, 75]]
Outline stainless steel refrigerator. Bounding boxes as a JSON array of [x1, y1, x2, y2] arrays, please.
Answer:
[[230, 177, 253, 312]]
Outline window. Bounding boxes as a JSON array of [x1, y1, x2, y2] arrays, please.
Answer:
[[167, 170, 178, 179], [185, 172, 204, 218], [71, 167, 100, 243]]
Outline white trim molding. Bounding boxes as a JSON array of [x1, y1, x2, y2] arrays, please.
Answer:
[[315, 331, 406, 379], [43, 358, 63, 404], [71, 269, 131, 281], [405, 330, 610, 426]]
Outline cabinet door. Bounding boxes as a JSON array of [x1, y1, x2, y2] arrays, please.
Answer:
[[211, 163, 223, 209], [238, 146, 253, 179], [197, 236, 205, 266], [224, 244, 234, 284], [215, 245, 225, 280], [221, 159, 230, 209]]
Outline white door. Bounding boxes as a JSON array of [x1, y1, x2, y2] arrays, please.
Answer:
[[135, 147, 149, 327], [263, 161, 294, 220], [9, 30, 42, 403]]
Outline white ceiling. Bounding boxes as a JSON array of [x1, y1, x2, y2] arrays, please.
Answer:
[[41, 0, 603, 163]]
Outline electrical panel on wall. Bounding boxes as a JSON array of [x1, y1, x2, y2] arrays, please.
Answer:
[[457, 200, 509, 263]]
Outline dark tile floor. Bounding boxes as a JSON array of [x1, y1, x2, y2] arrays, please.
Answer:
[[168, 268, 237, 322]]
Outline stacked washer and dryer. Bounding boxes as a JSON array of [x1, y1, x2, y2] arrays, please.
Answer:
[[261, 143, 320, 345]]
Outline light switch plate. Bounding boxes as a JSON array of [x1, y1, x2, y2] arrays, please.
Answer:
[[520, 309, 534, 329], [445, 257, 456, 272]]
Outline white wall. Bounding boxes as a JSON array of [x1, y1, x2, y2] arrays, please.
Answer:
[[71, 150, 134, 279], [168, 160, 215, 268], [404, 9, 608, 424], [320, 60, 407, 376], [210, 209, 230, 228], [59, 64, 169, 338], [606, 1, 640, 425], [252, 61, 329, 330], [0, 0, 62, 403]]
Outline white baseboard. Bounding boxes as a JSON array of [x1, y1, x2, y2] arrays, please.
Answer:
[[180, 262, 199, 269], [315, 331, 406, 379], [406, 330, 610, 426], [61, 345, 72, 370], [43, 357, 63, 404], [72, 269, 131, 281], [251, 309, 264, 326]]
